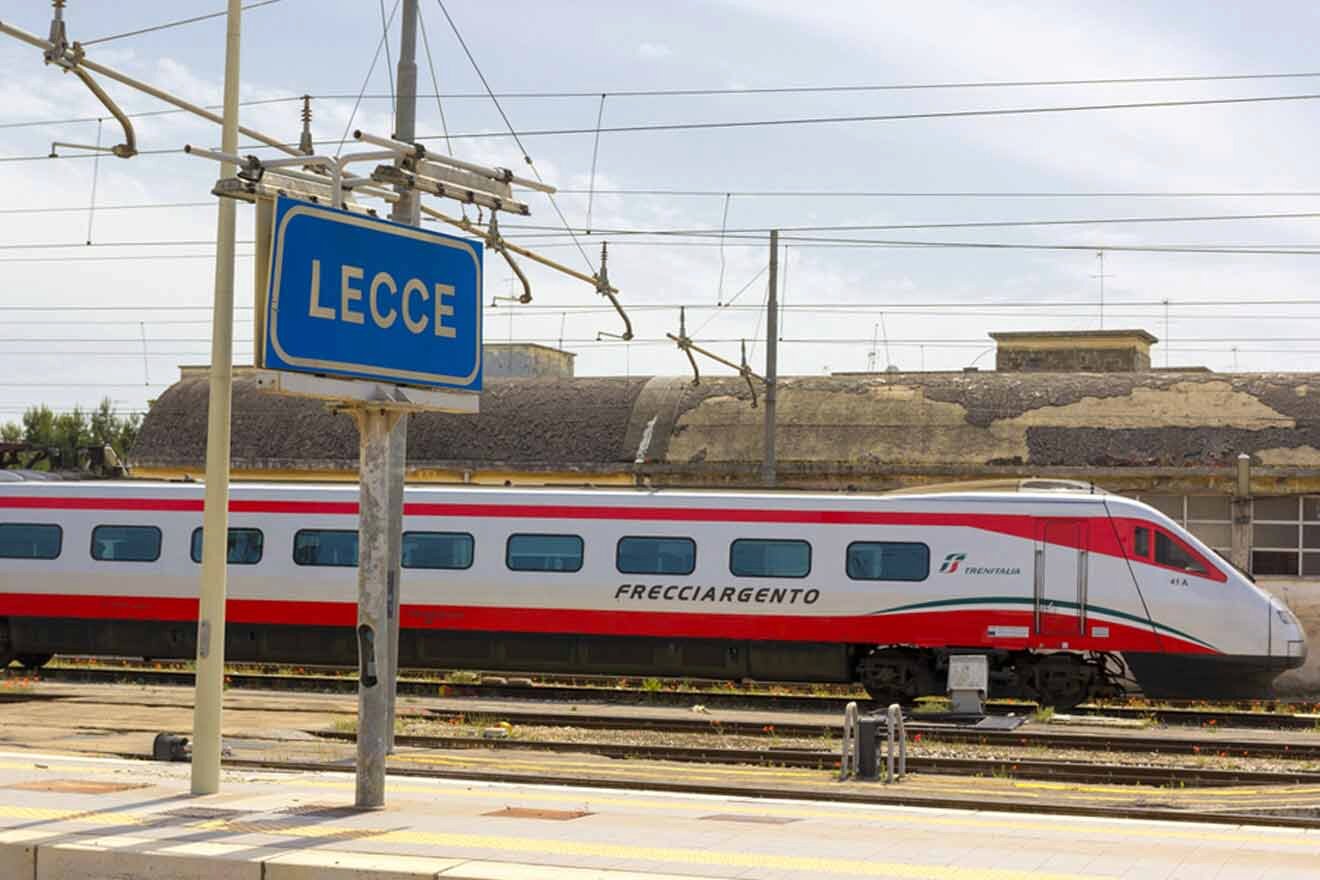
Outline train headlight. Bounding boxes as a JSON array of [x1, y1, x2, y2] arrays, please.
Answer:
[[1289, 640, 1307, 658], [1277, 607, 1298, 627]]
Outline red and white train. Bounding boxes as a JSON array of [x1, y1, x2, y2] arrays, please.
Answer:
[[0, 478, 1306, 706]]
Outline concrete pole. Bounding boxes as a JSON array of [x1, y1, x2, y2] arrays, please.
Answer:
[[1232, 452, 1252, 572], [191, 0, 242, 797], [355, 407, 398, 809], [761, 230, 779, 486], [383, 0, 420, 755]]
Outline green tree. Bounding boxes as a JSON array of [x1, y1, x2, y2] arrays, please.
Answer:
[[2, 400, 141, 470]]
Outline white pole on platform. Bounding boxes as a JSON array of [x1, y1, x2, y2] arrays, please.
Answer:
[[384, 0, 420, 755], [191, 0, 242, 797], [355, 407, 399, 808]]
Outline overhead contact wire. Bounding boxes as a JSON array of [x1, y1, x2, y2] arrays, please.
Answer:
[[434, 0, 596, 274]]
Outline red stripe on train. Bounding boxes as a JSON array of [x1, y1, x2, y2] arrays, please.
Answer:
[[0, 495, 1130, 557], [0, 593, 1212, 655]]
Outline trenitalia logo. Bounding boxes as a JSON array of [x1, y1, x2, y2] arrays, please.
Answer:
[[939, 552, 1023, 577], [939, 553, 966, 573]]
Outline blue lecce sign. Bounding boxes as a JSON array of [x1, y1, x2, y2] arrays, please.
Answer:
[[263, 196, 483, 391]]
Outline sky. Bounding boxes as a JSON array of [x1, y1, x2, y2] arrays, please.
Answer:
[[3, 0, 1320, 420]]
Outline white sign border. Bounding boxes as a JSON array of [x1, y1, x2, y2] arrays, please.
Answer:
[[265, 199, 483, 389]]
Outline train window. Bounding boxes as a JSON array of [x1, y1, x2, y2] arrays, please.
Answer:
[[0, 523, 62, 560], [1132, 527, 1150, 559], [190, 527, 264, 565], [616, 536, 696, 576], [729, 539, 811, 578], [1155, 531, 1207, 575], [293, 529, 358, 567], [90, 525, 161, 562], [506, 534, 583, 572], [402, 531, 474, 570], [845, 542, 929, 582]]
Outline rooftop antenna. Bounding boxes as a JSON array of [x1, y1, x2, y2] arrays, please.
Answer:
[[1091, 251, 1112, 329], [880, 311, 894, 370], [1163, 298, 1171, 367]]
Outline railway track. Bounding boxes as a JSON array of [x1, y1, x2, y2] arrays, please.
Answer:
[[422, 707, 1320, 761], [16, 663, 1320, 731], [312, 728, 1320, 788], [207, 755, 1320, 832]]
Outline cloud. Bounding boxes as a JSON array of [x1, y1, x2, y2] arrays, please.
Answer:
[[637, 42, 673, 60]]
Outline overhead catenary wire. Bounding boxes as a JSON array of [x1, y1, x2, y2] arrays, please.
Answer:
[[335, 0, 401, 157], [433, 0, 597, 275], [695, 263, 769, 336], [13, 335, 1320, 345], [550, 189, 1320, 199], [501, 210, 1320, 236], [14, 89, 1320, 165], [15, 72, 1320, 134], [80, 0, 285, 46], [415, 7, 452, 154], [378, 0, 397, 131], [584, 93, 607, 232], [5, 297, 1318, 312], [424, 91, 1320, 144]]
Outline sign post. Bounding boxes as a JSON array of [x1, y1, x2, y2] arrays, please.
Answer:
[[183, 94, 613, 813], [262, 195, 481, 807]]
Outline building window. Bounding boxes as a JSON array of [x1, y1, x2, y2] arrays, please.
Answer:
[[91, 525, 162, 562], [846, 542, 929, 581], [0, 523, 62, 560], [506, 534, 583, 572], [616, 536, 697, 576], [729, 539, 811, 578], [1251, 496, 1320, 577], [191, 527, 264, 565], [402, 531, 474, 570], [293, 529, 359, 567]]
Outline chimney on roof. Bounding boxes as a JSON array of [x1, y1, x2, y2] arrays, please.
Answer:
[[989, 329, 1158, 372]]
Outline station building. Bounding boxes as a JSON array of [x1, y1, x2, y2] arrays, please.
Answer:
[[128, 329, 1320, 691]]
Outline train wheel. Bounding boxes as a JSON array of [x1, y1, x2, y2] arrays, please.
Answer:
[[15, 653, 53, 671], [858, 647, 936, 705], [1019, 654, 1091, 710]]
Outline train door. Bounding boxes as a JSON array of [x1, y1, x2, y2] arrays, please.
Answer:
[[1035, 519, 1087, 639]]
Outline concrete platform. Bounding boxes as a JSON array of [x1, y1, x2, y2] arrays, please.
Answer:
[[5, 682, 1320, 821], [0, 750, 1319, 879]]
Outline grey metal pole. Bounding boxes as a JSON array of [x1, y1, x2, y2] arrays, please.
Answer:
[[383, 0, 420, 755], [390, 0, 420, 226], [191, 0, 242, 797], [761, 230, 779, 486], [355, 407, 398, 809]]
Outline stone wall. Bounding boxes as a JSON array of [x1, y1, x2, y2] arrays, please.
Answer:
[[995, 346, 1151, 373]]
